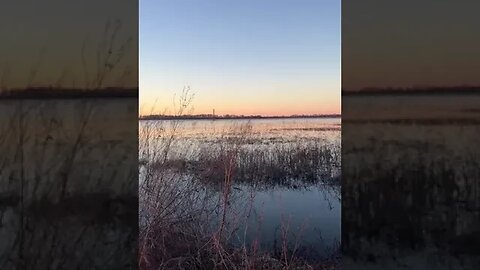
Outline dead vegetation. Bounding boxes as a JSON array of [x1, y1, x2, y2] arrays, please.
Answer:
[[139, 89, 340, 270]]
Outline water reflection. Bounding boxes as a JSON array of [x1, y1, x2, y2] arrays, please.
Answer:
[[232, 184, 341, 259], [139, 117, 342, 262]]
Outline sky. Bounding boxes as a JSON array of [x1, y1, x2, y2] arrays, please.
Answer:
[[0, 0, 137, 89], [140, 0, 340, 116], [343, 0, 480, 90]]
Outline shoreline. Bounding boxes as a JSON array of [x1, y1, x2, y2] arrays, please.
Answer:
[[139, 114, 341, 121], [0, 87, 138, 100]]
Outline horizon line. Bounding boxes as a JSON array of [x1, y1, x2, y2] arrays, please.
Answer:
[[139, 113, 341, 119], [342, 85, 480, 93]]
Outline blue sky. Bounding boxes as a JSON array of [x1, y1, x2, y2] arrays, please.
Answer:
[[141, 0, 340, 115]]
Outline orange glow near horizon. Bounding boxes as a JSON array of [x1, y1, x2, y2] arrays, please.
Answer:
[[140, 83, 340, 117], [139, 67, 341, 117]]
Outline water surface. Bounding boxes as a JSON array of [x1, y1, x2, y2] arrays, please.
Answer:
[[140, 117, 341, 258]]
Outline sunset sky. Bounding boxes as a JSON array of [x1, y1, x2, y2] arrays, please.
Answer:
[[343, 0, 480, 90], [0, 0, 137, 89], [140, 0, 340, 116]]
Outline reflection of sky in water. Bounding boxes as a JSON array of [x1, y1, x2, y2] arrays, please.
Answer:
[[232, 185, 341, 258], [141, 117, 341, 139], [344, 94, 480, 120], [140, 118, 341, 160]]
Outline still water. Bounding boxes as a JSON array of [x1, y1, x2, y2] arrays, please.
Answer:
[[140, 117, 341, 258], [233, 184, 341, 259]]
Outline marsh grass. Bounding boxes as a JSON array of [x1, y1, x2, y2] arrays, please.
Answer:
[[0, 99, 137, 269], [139, 90, 341, 269], [191, 140, 340, 190], [342, 122, 480, 268]]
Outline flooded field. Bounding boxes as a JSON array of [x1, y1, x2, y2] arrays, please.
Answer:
[[342, 93, 480, 270], [0, 98, 138, 269], [139, 117, 341, 268]]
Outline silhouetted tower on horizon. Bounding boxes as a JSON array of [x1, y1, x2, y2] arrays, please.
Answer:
[[212, 109, 215, 118]]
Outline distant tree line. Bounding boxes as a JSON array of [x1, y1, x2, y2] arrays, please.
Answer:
[[342, 85, 480, 95], [140, 113, 341, 120], [0, 87, 137, 99]]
